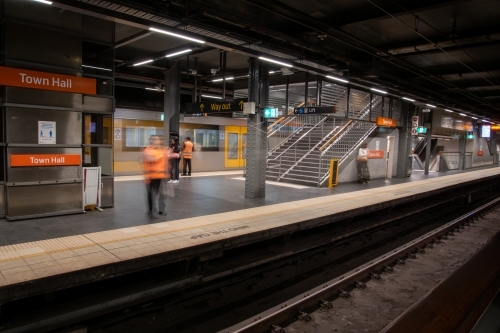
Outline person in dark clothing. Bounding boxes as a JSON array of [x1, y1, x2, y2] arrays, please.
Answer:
[[168, 137, 181, 184]]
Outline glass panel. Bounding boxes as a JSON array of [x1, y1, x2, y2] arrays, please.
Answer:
[[82, 147, 113, 176], [227, 133, 238, 159], [242, 133, 247, 160], [83, 113, 113, 144], [349, 89, 371, 120], [371, 94, 383, 122], [124, 126, 163, 148], [321, 82, 347, 117]]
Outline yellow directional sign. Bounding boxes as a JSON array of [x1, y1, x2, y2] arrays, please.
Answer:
[[186, 99, 246, 114]]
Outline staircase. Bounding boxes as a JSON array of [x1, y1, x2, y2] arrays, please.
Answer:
[[267, 117, 350, 185]]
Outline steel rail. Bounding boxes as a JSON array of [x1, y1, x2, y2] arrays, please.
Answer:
[[223, 197, 500, 333]]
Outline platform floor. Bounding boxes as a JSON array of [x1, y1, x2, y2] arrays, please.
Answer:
[[0, 168, 496, 247], [0, 167, 499, 288]]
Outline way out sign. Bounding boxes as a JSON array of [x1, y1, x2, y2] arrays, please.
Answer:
[[185, 99, 245, 114]]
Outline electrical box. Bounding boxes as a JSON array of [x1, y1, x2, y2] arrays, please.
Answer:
[[243, 102, 255, 114]]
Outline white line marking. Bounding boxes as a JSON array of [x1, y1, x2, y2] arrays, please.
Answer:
[[231, 177, 309, 189]]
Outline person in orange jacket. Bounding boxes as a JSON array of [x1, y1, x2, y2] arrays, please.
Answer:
[[143, 135, 167, 218]]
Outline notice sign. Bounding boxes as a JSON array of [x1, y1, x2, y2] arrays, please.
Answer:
[[11, 154, 81, 167], [376, 117, 397, 127], [0, 66, 96, 95], [39, 121, 56, 144], [477, 151, 484, 156], [368, 150, 384, 159]]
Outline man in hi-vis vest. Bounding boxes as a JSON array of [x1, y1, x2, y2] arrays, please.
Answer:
[[181, 136, 193, 176]]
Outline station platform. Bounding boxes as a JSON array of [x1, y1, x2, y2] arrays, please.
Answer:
[[0, 167, 499, 303]]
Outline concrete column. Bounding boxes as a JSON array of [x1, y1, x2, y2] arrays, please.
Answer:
[[396, 101, 413, 178], [424, 124, 432, 175], [316, 76, 322, 106], [245, 58, 269, 199], [459, 136, 466, 170], [164, 61, 181, 138]]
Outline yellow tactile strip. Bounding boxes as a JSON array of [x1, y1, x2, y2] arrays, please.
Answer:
[[0, 168, 499, 287]]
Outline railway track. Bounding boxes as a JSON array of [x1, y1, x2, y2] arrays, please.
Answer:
[[1, 184, 498, 333]]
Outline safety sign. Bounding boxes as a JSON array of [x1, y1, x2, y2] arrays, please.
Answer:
[[114, 128, 122, 141], [38, 121, 56, 144]]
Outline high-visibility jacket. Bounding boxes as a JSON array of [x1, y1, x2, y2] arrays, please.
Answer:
[[143, 146, 166, 181], [182, 140, 193, 159]]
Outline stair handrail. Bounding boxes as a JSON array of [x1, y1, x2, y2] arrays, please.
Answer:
[[267, 101, 305, 132], [267, 118, 307, 157], [271, 117, 329, 161], [318, 120, 353, 152]]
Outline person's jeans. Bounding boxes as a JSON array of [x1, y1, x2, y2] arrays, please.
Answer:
[[183, 158, 191, 175], [146, 178, 161, 215], [171, 158, 180, 180]]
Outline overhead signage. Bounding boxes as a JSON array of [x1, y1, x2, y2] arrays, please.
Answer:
[[368, 150, 384, 159], [416, 126, 427, 134], [293, 106, 336, 114], [185, 99, 245, 114], [38, 121, 56, 144], [0, 66, 96, 94], [11, 154, 81, 167], [263, 107, 278, 118], [491, 125, 500, 131], [376, 117, 397, 127]]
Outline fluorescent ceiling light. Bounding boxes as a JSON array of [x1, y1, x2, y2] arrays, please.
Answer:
[[149, 27, 205, 43], [459, 113, 466, 116], [444, 109, 453, 112], [258, 56, 293, 67], [212, 77, 234, 82], [326, 75, 349, 84], [472, 117, 478, 119], [133, 59, 154, 66], [202, 94, 222, 99], [165, 49, 192, 57], [145, 88, 164, 92], [269, 71, 275, 74], [82, 65, 112, 71], [402, 97, 415, 102], [371, 88, 387, 94], [32, 0, 52, 4], [426, 104, 436, 108]]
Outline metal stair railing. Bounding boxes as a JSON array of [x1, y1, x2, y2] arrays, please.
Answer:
[[271, 116, 329, 163], [277, 119, 343, 181], [318, 121, 378, 186]]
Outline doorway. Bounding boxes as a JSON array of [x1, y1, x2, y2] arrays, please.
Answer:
[[386, 136, 395, 178], [224, 126, 247, 167]]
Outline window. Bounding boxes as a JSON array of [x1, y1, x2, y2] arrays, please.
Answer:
[[125, 126, 164, 147], [194, 129, 219, 148]]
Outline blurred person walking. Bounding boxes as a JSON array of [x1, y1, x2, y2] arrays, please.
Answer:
[[143, 135, 167, 218], [181, 136, 193, 176], [357, 142, 370, 184], [168, 137, 181, 184], [158, 135, 170, 215]]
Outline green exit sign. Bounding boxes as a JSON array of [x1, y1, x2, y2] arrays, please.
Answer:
[[466, 132, 475, 139], [263, 107, 278, 118], [416, 126, 427, 134]]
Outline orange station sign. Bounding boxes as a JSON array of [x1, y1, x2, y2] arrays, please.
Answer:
[[0, 66, 96, 94], [376, 117, 397, 127], [368, 150, 384, 159], [11, 154, 81, 167]]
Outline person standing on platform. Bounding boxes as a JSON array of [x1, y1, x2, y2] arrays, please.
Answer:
[[181, 136, 193, 176], [143, 135, 166, 218], [168, 137, 180, 184], [357, 142, 370, 184]]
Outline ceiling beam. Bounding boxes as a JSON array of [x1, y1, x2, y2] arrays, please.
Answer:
[[115, 30, 152, 48]]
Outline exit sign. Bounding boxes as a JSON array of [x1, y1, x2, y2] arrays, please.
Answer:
[[263, 107, 278, 118], [416, 126, 427, 134]]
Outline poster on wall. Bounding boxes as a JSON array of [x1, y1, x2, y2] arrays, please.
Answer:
[[38, 121, 56, 144]]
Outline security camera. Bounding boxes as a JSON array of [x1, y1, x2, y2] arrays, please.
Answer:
[[211, 68, 219, 75]]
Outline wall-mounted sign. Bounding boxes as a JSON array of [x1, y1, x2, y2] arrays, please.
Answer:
[[0, 66, 96, 94], [411, 115, 419, 135], [186, 99, 246, 114], [293, 106, 337, 114], [441, 116, 472, 131], [114, 128, 122, 141], [477, 151, 484, 156], [38, 121, 56, 144], [368, 150, 384, 159], [376, 117, 397, 127], [11, 154, 81, 167]]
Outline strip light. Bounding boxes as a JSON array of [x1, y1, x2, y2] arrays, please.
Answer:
[[149, 27, 205, 44], [326, 75, 349, 84], [402, 97, 415, 102], [165, 49, 192, 58], [269, 71, 275, 74], [258, 56, 293, 67], [145, 88, 164, 92], [32, 0, 52, 4], [459, 113, 466, 116], [133, 60, 154, 66], [82, 65, 112, 71], [202, 94, 222, 99], [444, 109, 453, 112], [371, 88, 387, 94], [212, 77, 234, 82], [426, 104, 436, 108]]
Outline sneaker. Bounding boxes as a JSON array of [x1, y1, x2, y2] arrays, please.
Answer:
[[173, 180, 179, 184], [167, 179, 174, 183]]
